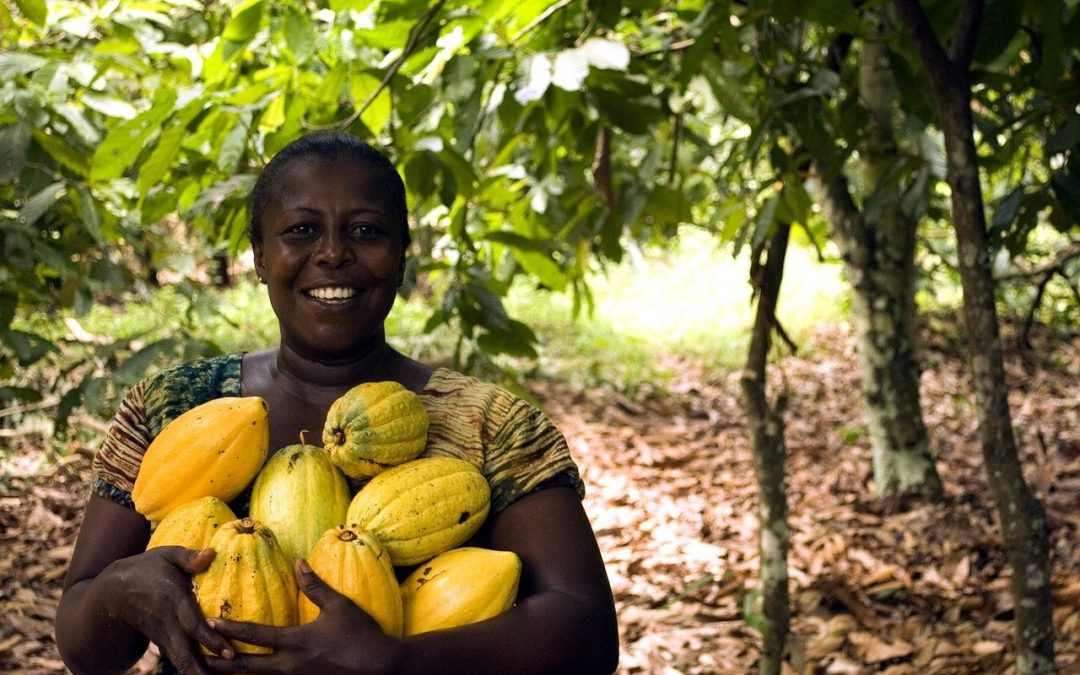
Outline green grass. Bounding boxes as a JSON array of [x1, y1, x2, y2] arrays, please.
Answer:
[[502, 229, 850, 388]]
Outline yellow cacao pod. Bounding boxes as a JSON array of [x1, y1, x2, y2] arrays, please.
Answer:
[[322, 381, 429, 479], [400, 547, 521, 635], [249, 442, 350, 561], [146, 496, 237, 551], [194, 517, 298, 654], [132, 397, 269, 523], [345, 456, 491, 566], [299, 525, 403, 636]]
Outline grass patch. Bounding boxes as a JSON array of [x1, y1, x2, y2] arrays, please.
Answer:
[[505, 230, 850, 388]]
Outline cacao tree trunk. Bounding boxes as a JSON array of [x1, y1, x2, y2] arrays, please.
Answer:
[[817, 15, 943, 501], [740, 221, 791, 675], [894, 0, 1056, 670]]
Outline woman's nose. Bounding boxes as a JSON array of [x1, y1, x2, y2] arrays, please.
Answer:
[[314, 228, 356, 266]]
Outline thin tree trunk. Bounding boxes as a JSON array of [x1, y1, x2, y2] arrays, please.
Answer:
[[740, 222, 791, 675], [894, 0, 1056, 670], [816, 14, 943, 500]]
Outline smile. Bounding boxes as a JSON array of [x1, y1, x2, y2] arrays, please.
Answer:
[[306, 287, 358, 300]]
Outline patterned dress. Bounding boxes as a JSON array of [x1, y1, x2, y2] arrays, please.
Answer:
[[92, 354, 584, 517]]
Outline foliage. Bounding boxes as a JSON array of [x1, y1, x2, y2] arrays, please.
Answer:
[[1, 0, 1076, 435]]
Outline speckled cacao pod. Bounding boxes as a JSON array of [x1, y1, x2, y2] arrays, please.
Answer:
[[249, 442, 350, 561], [146, 496, 237, 551], [322, 381, 429, 479], [299, 525, 403, 636], [345, 456, 490, 566], [132, 397, 269, 523], [400, 547, 521, 635], [194, 518, 297, 654]]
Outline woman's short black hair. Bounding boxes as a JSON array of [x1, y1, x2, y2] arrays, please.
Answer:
[[248, 131, 409, 247]]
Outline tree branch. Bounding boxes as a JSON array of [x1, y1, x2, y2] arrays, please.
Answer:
[[949, 0, 984, 69]]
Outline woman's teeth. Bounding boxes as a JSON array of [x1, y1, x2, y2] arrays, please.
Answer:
[[308, 287, 357, 300]]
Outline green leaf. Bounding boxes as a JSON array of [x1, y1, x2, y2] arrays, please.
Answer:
[[477, 319, 539, 358], [216, 116, 249, 171], [31, 129, 90, 177], [284, 5, 317, 63], [115, 338, 180, 386], [15, 0, 47, 24], [72, 187, 104, 245], [0, 123, 31, 182], [223, 0, 267, 43], [989, 187, 1023, 248], [137, 97, 205, 197], [91, 89, 178, 183], [0, 52, 48, 79], [81, 93, 138, 119], [2, 329, 57, 366], [1050, 172, 1080, 223], [349, 72, 392, 136], [0, 291, 16, 331], [20, 182, 66, 226]]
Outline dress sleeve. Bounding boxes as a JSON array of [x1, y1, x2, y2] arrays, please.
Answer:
[[90, 379, 152, 509], [483, 395, 585, 514]]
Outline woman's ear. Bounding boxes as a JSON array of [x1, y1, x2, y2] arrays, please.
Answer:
[[252, 242, 267, 284]]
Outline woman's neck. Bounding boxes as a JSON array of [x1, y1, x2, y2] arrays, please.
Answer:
[[270, 339, 403, 404]]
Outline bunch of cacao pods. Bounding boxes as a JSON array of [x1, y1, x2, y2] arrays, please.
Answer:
[[132, 383, 520, 652]]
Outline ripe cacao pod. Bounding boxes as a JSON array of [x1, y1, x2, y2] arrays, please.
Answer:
[[249, 441, 350, 561], [194, 517, 298, 654], [345, 456, 490, 566], [322, 381, 429, 479], [400, 547, 521, 635], [146, 496, 237, 551], [132, 397, 269, 523], [299, 525, 403, 636]]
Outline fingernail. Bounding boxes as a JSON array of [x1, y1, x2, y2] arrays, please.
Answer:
[[223, 647, 235, 660], [298, 559, 313, 574]]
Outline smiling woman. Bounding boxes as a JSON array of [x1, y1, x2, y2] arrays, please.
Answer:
[[54, 131, 620, 675]]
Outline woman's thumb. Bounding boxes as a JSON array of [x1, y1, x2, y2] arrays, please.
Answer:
[[296, 559, 331, 605]]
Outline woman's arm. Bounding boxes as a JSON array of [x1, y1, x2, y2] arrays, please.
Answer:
[[206, 485, 620, 674], [55, 494, 234, 675], [402, 484, 620, 673]]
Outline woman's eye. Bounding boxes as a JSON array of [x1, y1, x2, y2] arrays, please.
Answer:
[[285, 222, 317, 236], [350, 223, 383, 238]]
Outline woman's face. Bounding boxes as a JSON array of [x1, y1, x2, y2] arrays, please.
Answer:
[[252, 156, 405, 361]]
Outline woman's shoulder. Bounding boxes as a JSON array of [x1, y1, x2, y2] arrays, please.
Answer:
[[420, 368, 550, 426]]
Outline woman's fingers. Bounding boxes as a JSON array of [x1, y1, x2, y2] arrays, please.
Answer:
[[163, 546, 216, 574], [295, 558, 338, 610]]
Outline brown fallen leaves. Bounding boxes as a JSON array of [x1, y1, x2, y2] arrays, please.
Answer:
[[1, 320, 1077, 674]]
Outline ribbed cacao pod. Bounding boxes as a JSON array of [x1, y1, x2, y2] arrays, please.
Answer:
[[194, 518, 298, 654], [146, 496, 237, 551], [249, 441, 350, 561], [400, 547, 521, 635], [132, 397, 269, 523], [299, 525, 403, 636], [322, 381, 429, 479], [345, 456, 490, 566]]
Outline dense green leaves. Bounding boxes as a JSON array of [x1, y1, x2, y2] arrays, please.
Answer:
[[2, 0, 1077, 434]]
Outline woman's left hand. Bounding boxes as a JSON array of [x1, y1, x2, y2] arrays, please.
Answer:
[[204, 560, 401, 675]]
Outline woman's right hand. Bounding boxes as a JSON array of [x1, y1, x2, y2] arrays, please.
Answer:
[[57, 495, 234, 675], [97, 546, 235, 674]]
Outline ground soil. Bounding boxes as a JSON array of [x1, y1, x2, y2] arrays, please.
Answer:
[[1, 321, 1077, 674]]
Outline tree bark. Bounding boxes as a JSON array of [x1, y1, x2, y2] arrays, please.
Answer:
[[816, 13, 943, 500], [740, 222, 791, 675], [893, 0, 1056, 670]]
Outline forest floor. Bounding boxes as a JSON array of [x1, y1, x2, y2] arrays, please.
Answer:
[[1, 320, 1078, 674]]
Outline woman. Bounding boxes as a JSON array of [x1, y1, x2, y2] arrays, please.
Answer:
[[55, 132, 620, 674]]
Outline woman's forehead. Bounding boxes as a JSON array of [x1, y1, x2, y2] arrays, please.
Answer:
[[271, 156, 388, 206]]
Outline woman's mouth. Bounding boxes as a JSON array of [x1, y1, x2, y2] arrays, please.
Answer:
[[306, 286, 358, 301]]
